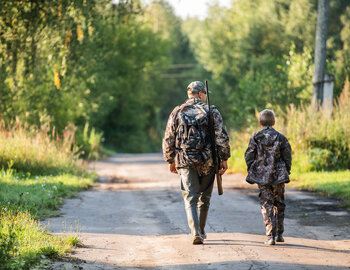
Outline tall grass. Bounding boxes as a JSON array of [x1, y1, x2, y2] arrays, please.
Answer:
[[229, 78, 350, 173], [0, 121, 97, 269], [0, 120, 82, 175]]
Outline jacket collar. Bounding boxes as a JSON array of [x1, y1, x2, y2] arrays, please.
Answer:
[[185, 97, 202, 104], [261, 126, 274, 131]]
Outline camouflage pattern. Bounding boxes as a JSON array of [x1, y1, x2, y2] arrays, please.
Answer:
[[259, 183, 285, 237], [245, 127, 292, 185], [162, 98, 230, 176], [187, 81, 206, 94]]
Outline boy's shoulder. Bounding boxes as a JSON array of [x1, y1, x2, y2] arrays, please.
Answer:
[[251, 128, 289, 143]]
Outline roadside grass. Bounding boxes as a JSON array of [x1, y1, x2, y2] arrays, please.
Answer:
[[0, 121, 97, 269], [0, 170, 96, 270], [0, 120, 82, 175], [290, 170, 350, 208], [0, 209, 76, 270], [0, 170, 95, 219]]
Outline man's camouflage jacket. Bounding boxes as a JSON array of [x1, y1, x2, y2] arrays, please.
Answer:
[[162, 98, 230, 175]]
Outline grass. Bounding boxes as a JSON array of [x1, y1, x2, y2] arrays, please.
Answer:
[[290, 170, 350, 208], [0, 209, 77, 270], [0, 169, 96, 270], [0, 169, 95, 219], [0, 120, 97, 269], [0, 120, 83, 175]]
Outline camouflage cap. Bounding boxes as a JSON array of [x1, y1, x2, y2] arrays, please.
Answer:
[[187, 81, 210, 94]]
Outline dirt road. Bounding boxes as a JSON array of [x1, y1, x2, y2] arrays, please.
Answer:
[[48, 153, 350, 270]]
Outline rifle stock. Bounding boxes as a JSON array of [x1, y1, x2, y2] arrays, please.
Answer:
[[205, 80, 223, 196], [216, 171, 223, 195]]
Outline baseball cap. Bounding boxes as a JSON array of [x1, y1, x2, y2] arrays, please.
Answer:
[[187, 81, 211, 94]]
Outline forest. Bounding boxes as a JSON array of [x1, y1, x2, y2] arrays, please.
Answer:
[[0, 0, 349, 154]]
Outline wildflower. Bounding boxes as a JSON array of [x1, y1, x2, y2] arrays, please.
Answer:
[[42, 184, 45, 188], [36, 176, 39, 179], [41, 255, 46, 259], [44, 178, 48, 181], [53, 185, 57, 190], [4, 208, 7, 211]]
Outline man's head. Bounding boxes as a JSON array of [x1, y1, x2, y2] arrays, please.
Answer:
[[187, 81, 207, 102], [259, 109, 275, 127]]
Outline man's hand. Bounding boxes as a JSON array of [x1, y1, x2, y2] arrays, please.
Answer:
[[169, 162, 178, 174], [218, 160, 228, 175]]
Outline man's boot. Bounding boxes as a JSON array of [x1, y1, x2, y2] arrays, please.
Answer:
[[199, 208, 209, 240], [184, 206, 202, 244]]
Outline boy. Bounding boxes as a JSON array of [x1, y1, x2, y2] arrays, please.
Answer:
[[244, 109, 292, 245]]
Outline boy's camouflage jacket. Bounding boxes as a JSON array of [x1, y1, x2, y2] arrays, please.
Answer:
[[162, 98, 230, 175], [245, 127, 292, 185]]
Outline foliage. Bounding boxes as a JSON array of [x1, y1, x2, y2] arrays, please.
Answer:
[[0, 169, 94, 219], [0, 120, 83, 175], [75, 123, 103, 160], [0, 208, 76, 270], [0, 0, 186, 153], [228, 79, 350, 173], [183, 0, 350, 128]]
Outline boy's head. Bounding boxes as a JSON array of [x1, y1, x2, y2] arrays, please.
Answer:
[[259, 109, 275, 127]]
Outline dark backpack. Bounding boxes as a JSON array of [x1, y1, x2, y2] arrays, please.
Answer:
[[176, 103, 209, 166]]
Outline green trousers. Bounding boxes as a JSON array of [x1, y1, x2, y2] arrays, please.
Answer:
[[179, 168, 215, 236]]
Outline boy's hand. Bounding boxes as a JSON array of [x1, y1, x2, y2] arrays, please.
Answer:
[[218, 160, 228, 175], [169, 162, 178, 174]]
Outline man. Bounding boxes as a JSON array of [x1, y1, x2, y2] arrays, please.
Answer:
[[162, 81, 230, 245]]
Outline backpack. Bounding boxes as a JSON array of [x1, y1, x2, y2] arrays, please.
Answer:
[[176, 103, 209, 167]]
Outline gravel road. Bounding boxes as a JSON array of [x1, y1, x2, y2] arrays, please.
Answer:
[[48, 153, 350, 270]]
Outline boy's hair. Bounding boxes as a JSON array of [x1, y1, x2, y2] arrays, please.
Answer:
[[259, 109, 275, 126]]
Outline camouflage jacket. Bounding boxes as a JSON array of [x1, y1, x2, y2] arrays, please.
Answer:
[[162, 98, 230, 175], [245, 127, 292, 185]]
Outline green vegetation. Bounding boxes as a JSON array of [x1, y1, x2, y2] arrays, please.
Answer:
[[0, 208, 78, 270], [184, 0, 350, 128], [0, 119, 95, 269], [290, 171, 350, 208], [228, 81, 350, 206], [0, 0, 349, 266]]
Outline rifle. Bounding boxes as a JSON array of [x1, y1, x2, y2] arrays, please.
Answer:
[[205, 80, 223, 195]]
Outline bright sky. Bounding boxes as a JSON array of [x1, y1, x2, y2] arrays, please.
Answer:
[[166, 0, 232, 19]]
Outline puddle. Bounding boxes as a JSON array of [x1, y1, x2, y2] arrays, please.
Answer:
[[325, 211, 349, 217]]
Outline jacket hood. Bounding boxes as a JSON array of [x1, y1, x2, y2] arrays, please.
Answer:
[[254, 127, 279, 147]]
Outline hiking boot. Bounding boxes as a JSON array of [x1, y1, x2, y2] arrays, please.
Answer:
[[264, 237, 276, 245], [193, 235, 203, 245], [276, 234, 284, 242]]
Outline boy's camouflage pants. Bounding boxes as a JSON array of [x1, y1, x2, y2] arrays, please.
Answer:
[[258, 183, 285, 237]]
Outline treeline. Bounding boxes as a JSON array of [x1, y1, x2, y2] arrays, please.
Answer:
[[183, 0, 350, 128], [0, 0, 197, 153], [1, 0, 349, 153]]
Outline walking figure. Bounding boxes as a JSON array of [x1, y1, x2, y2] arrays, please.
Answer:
[[245, 109, 292, 245], [162, 81, 230, 245]]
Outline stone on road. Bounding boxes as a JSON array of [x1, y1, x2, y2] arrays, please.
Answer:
[[48, 154, 350, 270]]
